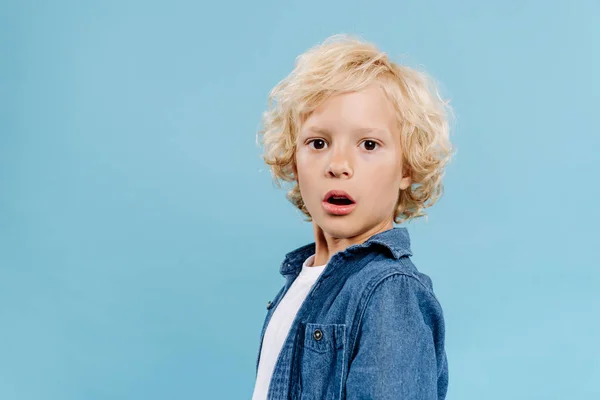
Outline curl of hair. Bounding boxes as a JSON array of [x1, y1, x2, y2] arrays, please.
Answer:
[[256, 34, 455, 224]]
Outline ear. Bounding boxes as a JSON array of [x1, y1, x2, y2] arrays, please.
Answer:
[[399, 166, 412, 190]]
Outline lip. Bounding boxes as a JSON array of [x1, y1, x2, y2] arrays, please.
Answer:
[[322, 190, 356, 216]]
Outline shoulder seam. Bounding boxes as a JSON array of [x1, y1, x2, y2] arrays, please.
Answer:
[[368, 271, 442, 311]]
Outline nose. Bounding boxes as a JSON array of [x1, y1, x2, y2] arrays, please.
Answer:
[[326, 148, 353, 178]]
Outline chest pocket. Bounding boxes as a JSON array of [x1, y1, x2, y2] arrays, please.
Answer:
[[298, 322, 347, 400]]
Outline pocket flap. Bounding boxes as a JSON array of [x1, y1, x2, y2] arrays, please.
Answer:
[[302, 323, 346, 353]]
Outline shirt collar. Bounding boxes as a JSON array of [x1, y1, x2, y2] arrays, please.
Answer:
[[279, 227, 412, 276]]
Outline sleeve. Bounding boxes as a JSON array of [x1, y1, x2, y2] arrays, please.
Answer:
[[345, 273, 448, 399]]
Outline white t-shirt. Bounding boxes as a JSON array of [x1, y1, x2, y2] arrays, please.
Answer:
[[252, 254, 327, 400]]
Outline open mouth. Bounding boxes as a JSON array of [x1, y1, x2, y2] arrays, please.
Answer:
[[327, 196, 354, 206], [324, 190, 356, 206], [322, 190, 356, 215]]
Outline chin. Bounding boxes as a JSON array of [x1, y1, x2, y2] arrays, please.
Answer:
[[315, 217, 363, 239]]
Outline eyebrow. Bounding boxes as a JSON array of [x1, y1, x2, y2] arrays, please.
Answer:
[[305, 126, 389, 136]]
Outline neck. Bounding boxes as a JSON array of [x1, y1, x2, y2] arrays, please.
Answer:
[[311, 219, 394, 266]]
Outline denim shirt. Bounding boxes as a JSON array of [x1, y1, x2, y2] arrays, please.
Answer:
[[255, 227, 448, 400]]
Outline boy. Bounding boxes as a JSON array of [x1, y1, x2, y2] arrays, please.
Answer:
[[252, 34, 453, 400]]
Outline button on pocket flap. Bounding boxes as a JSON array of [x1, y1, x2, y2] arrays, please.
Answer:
[[303, 323, 346, 353]]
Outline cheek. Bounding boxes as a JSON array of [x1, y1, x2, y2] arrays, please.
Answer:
[[366, 166, 401, 200], [295, 152, 317, 179], [295, 155, 309, 188]]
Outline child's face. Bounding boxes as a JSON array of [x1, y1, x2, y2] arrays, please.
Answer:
[[295, 83, 412, 239]]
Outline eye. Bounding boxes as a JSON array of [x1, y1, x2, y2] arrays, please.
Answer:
[[360, 140, 379, 151], [308, 139, 328, 150]]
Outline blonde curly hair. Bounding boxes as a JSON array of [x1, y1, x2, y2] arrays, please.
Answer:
[[256, 34, 455, 224]]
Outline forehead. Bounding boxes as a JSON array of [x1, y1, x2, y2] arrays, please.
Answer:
[[300, 84, 398, 133]]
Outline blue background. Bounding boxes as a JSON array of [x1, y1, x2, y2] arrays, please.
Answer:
[[2, 1, 599, 399]]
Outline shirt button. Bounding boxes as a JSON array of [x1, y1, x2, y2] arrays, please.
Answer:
[[266, 301, 273, 310], [313, 329, 323, 341]]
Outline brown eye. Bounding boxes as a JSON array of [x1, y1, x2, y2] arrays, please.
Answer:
[[361, 140, 379, 151], [309, 139, 327, 150]]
